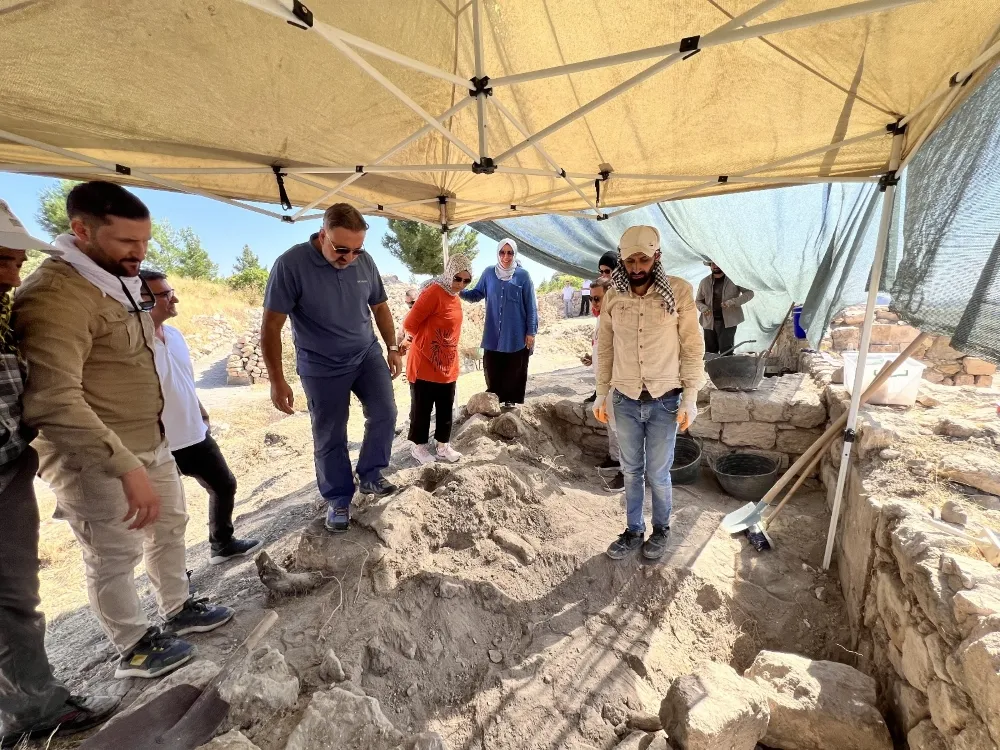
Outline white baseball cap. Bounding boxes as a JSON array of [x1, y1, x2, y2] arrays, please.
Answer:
[[618, 225, 660, 259], [0, 199, 55, 253]]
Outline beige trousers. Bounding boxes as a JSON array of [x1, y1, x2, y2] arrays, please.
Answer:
[[44, 441, 189, 654]]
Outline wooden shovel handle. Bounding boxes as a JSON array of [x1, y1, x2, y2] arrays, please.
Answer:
[[756, 334, 929, 508], [205, 610, 279, 692], [762, 442, 828, 530]]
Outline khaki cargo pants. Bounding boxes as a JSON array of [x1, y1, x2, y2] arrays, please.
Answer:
[[41, 441, 189, 654]]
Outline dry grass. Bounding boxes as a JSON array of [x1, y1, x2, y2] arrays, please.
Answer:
[[169, 277, 258, 338]]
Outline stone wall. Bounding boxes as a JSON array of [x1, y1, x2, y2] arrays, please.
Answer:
[[227, 329, 269, 385], [691, 373, 828, 472], [825, 306, 996, 388], [800, 351, 1000, 750], [184, 314, 240, 360]]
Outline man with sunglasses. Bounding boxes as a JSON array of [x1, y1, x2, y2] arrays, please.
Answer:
[[140, 270, 261, 566], [14, 181, 233, 680], [262, 203, 402, 534]]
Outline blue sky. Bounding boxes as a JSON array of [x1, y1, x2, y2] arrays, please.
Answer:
[[0, 173, 557, 283]]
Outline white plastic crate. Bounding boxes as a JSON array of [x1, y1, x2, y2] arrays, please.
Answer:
[[842, 351, 926, 407]]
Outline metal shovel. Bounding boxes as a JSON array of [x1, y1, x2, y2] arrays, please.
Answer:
[[79, 611, 278, 750]]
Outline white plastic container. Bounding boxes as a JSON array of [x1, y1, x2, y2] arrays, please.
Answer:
[[842, 351, 926, 407]]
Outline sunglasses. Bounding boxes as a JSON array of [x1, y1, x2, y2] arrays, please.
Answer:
[[123, 278, 156, 313], [498, 250, 515, 257], [332, 246, 365, 257], [453, 275, 472, 285], [150, 288, 174, 299]]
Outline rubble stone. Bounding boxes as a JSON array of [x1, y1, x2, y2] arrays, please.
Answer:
[[940, 500, 969, 526], [963, 358, 997, 376], [959, 631, 1000, 746], [744, 650, 892, 750], [889, 680, 929, 735], [901, 626, 933, 691], [907, 720, 948, 750], [491, 528, 537, 565], [927, 679, 974, 735], [489, 412, 523, 439], [467, 392, 501, 417], [721, 422, 777, 450], [687, 418, 722, 441], [196, 729, 261, 750], [320, 649, 347, 683], [219, 646, 299, 729], [285, 688, 404, 750], [392, 732, 449, 750], [775, 427, 824, 454], [710, 391, 750, 423], [659, 662, 769, 750]]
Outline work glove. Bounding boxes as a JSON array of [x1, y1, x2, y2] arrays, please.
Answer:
[[677, 390, 699, 432], [593, 394, 609, 424]]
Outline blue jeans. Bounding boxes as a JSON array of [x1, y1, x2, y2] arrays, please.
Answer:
[[301, 346, 397, 510], [612, 389, 680, 534]]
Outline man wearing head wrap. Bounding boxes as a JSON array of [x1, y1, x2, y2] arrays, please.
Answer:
[[696, 261, 755, 355], [592, 226, 705, 561], [461, 239, 538, 408], [402, 255, 473, 465]]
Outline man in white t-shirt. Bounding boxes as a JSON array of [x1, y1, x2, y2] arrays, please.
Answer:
[[562, 281, 575, 318], [140, 270, 261, 565], [579, 278, 592, 316]]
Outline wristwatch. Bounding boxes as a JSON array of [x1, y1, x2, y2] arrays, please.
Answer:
[[388, 345, 399, 352]]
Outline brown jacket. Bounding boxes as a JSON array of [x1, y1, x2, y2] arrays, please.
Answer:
[[13, 258, 164, 478], [597, 276, 705, 400]]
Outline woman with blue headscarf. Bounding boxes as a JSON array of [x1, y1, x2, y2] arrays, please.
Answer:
[[461, 238, 538, 407]]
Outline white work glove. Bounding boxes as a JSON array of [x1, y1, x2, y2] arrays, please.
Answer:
[[593, 394, 609, 424], [677, 391, 699, 432]]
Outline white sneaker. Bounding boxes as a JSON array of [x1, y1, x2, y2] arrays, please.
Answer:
[[436, 443, 462, 463], [411, 444, 437, 465]]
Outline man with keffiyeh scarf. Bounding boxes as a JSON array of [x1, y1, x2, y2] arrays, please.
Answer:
[[592, 226, 705, 561]]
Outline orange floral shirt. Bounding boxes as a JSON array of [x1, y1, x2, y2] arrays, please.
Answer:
[[403, 283, 463, 384]]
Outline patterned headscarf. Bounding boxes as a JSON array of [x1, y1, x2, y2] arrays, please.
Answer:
[[494, 238, 520, 282], [424, 253, 473, 296], [610, 251, 676, 314], [0, 291, 16, 355]]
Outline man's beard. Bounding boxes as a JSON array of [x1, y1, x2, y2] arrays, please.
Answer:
[[628, 272, 651, 288], [84, 240, 141, 277]]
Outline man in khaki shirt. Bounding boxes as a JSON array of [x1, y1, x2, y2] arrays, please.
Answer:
[[14, 181, 232, 680], [593, 225, 705, 561]]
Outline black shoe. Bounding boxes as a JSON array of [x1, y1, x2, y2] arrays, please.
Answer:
[[606, 529, 644, 560], [596, 455, 618, 470], [584, 392, 597, 404], [325, 505, 350, 533], [358, 477, 398, 497], [0, 694, 121, 747], [209, 538, 263, 566], [164, 597, 234, 636], [642, 526, 671, 560], [114, 628, 196, 679], [605, 472, 625, 492]]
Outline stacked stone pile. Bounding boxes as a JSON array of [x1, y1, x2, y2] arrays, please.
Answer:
[[185, 314, 240, 359]]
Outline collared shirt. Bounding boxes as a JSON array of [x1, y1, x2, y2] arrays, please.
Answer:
[[153, 325, 207, 451], [264, 235, 388, 377], [460, 267, 538, 353], [596, 276, 705, 400], [13, 258, 164, 478], [0, 352, 28, 468]]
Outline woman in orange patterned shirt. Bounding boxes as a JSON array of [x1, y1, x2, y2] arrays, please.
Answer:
[[403, 254, 473, 464]]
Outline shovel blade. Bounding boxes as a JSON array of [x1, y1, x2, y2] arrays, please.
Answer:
[[721, 501, 768, 535], [78, 685, 202, 750]]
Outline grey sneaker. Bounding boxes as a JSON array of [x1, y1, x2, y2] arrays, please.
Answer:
[[358, 476, 398, 497], [606, 529, 644, 560], [209, 538, 263, 565], [642, 526, 671, 560], [0, 694, 121, 747], [114, 628, 195, 679], [325, 505, 350, 533], [164, 597, 234, 636]]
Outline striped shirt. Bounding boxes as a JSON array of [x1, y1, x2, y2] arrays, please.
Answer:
[[0, 352, 28, 467]]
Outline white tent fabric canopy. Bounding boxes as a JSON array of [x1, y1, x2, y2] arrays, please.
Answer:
[[0, 0, 998, 228]]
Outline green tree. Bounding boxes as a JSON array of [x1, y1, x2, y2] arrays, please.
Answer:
[[21, 250, 47, 279], [381, 220, 478, 276], [538, 273, 583, 294], [175, 227, 218, 279], [228, 267, 270, 299], [36, 180, 76, 239], [232, 244, 262, 274]]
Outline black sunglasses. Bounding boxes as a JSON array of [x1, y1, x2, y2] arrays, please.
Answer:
[[453, 275, 472, 285], [121, 278, 155, 313]]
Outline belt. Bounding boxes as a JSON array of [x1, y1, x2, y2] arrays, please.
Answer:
[[638, 388, 682, 402]]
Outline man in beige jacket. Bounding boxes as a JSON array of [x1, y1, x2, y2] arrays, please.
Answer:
[[593, 226, 705, 561], [14, 181, 232, 680], [695, 261, 755, 355]]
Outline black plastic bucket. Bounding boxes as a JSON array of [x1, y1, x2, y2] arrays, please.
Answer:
[[671, 435, 702, 485], [713, 452, 779, 500]]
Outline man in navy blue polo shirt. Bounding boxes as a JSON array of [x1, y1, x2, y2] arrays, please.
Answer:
[[261, 204, 403, 533]]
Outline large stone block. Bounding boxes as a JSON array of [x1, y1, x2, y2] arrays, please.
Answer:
[[870, 324, 921, 346], [927, 679, 974, 735], [888, 680, 929, 736], [926, 337, 965, 362], [908, 720, 948, 750], [710, 390, 750, 423], [954, 374, 976, 387], [959, 631, 1000, 747], [901, 626, 933, 691], [688, 417, 722, 441], [285, 688, 403, 750], [976, 375, 994, 388], [659, 662, 769, 750], [467, 391, 501, 417], [775, 427, 824, 454], [964, 357, 997, 376], [721, 422, 777, 450], [745, 651, 892, 750], [831, 326, 860, 350]]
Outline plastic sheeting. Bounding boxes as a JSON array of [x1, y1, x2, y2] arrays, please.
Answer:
[[475, 181, 889, 350], [892, 64, 1000, 363]]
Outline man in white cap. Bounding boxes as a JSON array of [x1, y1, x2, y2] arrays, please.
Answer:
[[0, 200, 120, 746], [593, 225, 704, 561]]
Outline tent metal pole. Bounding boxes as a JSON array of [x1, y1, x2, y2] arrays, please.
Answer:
[[289, 97, 475, 219], [237, 0, 473, 90], [440, 198, 450, 266], [489, 97, 601, 214], [493, 166, 563, 178], [492, 0, 793, 163], [821, 127, 905, 572], [325, 34, 479, 163], [472, 0, 489, 161], [900, 37, 1000, 128], [490, 0, 923, 88], [0, 128, 285, 220]]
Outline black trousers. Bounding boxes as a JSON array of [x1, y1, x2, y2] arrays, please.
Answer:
[[172, 435, 237, 552], [0, 448, 70, 732], [408, 379, 457, 445], [704, 319, 737, 356], [484, 348, 530, 404], [579, 295, 591, 316]]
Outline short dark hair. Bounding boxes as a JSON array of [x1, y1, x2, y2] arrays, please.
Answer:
[[66, 181, 150, 224], [323, 203, 368, 232], [139, 269, 167, 283]]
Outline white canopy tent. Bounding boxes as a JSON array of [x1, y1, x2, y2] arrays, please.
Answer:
[[1, 0, 999, 568]]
